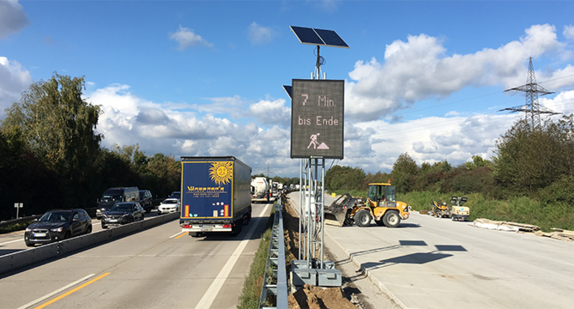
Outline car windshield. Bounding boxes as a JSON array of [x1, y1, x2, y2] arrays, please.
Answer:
[[101, 194, 122, 202], [163, 200, 178, 204], [110, 204, 133, 211], [39, 212, 71, 222]]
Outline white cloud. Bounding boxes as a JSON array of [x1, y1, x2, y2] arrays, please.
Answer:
[[0, 0, 30, 40], [345, 112, 516, 172], [539, 90, 574, 116], [87, 84, 297, 175], [169, 25, 213, 50], [346, 24, 571, 122], [247, 22, 275, 45], [0, 56, 33, 117], [564, 25, 574, 40], [249, 98, 290, 127]]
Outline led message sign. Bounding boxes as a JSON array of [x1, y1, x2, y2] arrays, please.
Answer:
[[290, 79, 344, 159]]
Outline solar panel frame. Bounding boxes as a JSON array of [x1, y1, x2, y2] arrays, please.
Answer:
[[290, 26, 349, 49], [283, 85, 292, 99]]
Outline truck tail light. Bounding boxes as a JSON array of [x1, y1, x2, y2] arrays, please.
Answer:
[[223, 224, 231, 228], [182, 224, 192, 228]]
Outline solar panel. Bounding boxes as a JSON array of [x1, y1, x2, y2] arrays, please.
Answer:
[[290, 26, 349, 49]]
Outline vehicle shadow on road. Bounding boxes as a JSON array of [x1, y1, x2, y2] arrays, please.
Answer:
[[345, 241, 467, 272], [361, 251, 453, 271]]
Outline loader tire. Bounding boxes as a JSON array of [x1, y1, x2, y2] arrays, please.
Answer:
[[355, 209, 372, 227], [383, 211, 401, 228]]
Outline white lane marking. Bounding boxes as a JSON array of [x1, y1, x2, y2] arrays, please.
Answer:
[[170, 232, 185, 238], [194, 204, 271, 309], [16, 274, 95, 309], [0, 239, 23, 245]]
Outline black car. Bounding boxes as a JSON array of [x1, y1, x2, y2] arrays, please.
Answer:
[[24, 209, 92, 247], [101, 202, 145, 229], [169, 191, 181, 200], [139, 190, 153, 213]]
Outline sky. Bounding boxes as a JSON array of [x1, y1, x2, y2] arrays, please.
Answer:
[[1, 0, 574, 177]]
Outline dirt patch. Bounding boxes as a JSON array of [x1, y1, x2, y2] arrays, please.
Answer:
[[288, 284, 357, 309], [283, 195, 358, 309]]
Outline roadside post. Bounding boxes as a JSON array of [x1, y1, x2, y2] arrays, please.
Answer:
[[14, 203, 23, 219]]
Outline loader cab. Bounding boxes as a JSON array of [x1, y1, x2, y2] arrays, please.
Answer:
[[367, 183, 396, 208]]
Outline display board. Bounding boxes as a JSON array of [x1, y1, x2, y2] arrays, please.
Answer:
[[290, 79, 344, 159]]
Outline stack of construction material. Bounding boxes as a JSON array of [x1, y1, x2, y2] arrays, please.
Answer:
[[471, 218, 540, 232], [535, 228, 574, 241]]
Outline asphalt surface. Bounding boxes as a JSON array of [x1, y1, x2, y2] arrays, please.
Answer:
[[0, 203, 271, 309], [0, 210, 167, 256], [288, 192, 574, 309]]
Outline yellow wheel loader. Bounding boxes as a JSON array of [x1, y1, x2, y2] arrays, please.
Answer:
[[325, 183, 410, 228], [430, 200, 451, 218]]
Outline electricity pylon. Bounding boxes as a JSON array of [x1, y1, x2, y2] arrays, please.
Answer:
[[499, 57, 559, 129]]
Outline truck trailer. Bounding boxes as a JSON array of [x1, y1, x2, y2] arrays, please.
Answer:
[[180, 156, 252, 236]]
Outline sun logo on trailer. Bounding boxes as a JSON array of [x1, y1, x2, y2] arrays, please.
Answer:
[[209, 161, 233, 185]]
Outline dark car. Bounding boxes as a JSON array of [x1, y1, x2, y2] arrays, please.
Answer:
[[169, 191, 181, 200], [139, 190, 153, 213], [101, 202, 145, 229], [24, 209, 92, 247], [96, 187, 140, 219]]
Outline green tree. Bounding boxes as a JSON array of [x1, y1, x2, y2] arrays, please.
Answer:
[[325, 165, 365, 191], [493, 116, 574, 194], [465, 155, 492, 170], [391, 153, 418, 193], [2, 73, 102, 207]]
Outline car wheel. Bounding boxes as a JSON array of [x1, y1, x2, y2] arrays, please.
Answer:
[[25, 241, 35, 247], [64, 231, 72, 239], [86, 225, 92, 234], [102, 223, 108, 229]]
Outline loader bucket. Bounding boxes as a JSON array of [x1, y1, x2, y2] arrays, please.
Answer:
[[324, 193, 355, 226]]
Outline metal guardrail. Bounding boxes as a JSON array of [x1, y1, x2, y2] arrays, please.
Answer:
[[259, 196, 288, 309]]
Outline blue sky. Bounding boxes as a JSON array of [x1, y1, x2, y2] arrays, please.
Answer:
[[1, 0, 574, 177]]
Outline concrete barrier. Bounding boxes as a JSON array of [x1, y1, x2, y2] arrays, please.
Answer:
[[0, 212, 179, 275]]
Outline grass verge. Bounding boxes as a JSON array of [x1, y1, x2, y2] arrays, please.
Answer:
[[0, 221, 33, 234], [237, 206, 276, 309]]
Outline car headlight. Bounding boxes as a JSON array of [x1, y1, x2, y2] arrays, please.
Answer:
[[26, 227, 32, 232], [50, 227, 64, 232]]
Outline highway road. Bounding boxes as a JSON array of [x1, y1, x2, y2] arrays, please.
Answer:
[[0, 210, 166, 256], [288, 192, 574, 309], [0, 203, 271, 309]]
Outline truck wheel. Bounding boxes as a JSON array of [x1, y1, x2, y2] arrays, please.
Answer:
[[355, 209, 372, 227], [231, 221, 243, 236], [383, 211, 401, 228]]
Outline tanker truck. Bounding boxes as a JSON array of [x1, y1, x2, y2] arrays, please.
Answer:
[[251, 177, 270, 203]]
